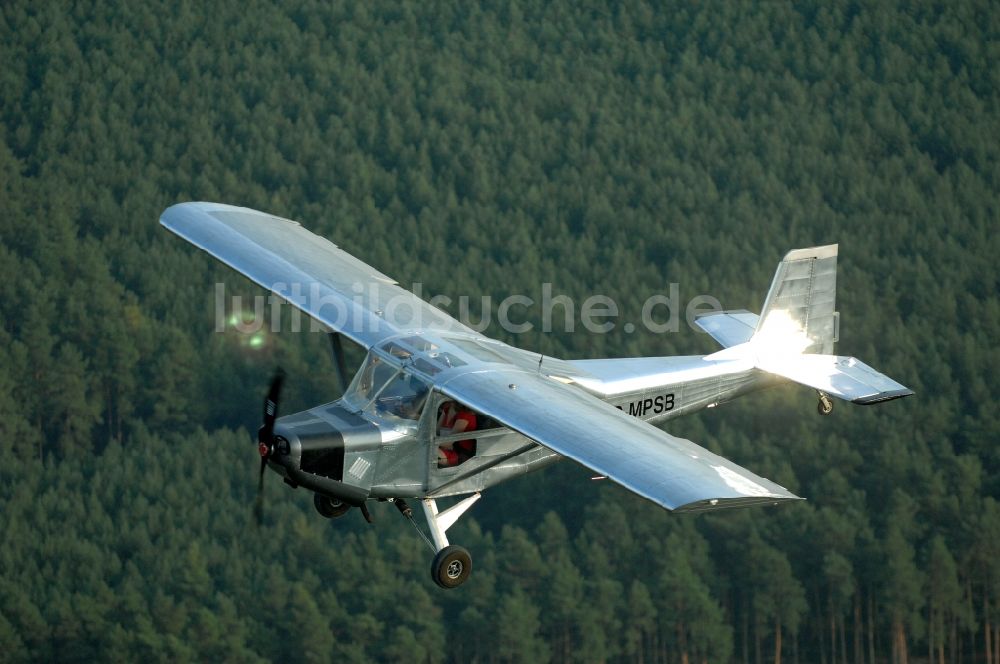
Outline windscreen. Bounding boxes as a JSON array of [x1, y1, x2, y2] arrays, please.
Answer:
[[343, 353, 429, 424]]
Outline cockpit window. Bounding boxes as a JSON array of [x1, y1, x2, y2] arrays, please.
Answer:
[[413, 357, 443, 376], [368, 371, 430, 422], [343, 353, 429, 424], [399, 335, 439, 352], [380, 341, 414, 361], [411, 352, 467, 377], [349, 354, 397, 403]]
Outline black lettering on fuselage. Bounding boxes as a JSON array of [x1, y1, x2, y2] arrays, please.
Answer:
[[615, 393, 676, 417]]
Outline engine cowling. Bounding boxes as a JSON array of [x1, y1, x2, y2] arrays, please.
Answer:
[[267, 401, 382, 505]]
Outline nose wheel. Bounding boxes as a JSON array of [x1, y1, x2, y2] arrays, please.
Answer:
[[313, 492, 351, 518], [817, 392, 834, 416]]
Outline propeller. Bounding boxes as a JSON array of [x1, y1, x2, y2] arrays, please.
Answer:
[[329, 332, 349, 394], [254, 368, 285, 525]]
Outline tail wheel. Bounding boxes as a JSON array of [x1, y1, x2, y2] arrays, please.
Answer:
[[431, 545, 472, 589], [313, 493, 351, 519], [817, 393, 834, 416]]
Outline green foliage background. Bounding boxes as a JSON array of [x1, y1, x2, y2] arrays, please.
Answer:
[[1, 1, 997, 662]]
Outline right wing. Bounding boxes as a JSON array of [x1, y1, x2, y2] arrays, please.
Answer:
[[160, 202, 474, 348], [439, 367, 801, 513]]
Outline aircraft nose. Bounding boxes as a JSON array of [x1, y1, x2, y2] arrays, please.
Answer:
[[268, 415, 349, 480], [265, 423, 297, 470], [261, 403, 381, 506]]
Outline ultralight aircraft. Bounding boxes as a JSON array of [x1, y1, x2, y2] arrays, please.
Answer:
[[162, 202, 911, 588]]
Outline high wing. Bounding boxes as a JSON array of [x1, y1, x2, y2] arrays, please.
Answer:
[[439, 368, 801, 513], [160, 202, 474, 348]]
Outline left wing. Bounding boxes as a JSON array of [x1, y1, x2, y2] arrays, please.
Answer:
[[439, 368, 801, 513], [161, 202, 473, 348]]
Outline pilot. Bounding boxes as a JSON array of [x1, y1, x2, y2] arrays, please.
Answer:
[[437, 400, 477, 467], [393, 376, 429, 420]]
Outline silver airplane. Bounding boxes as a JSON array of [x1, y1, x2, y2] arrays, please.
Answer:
[[162, 202, 912, 588]]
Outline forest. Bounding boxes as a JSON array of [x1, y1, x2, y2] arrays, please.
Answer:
[[0, 0, 998, 662]]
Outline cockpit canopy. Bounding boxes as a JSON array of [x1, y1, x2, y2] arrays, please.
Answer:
[[340, 333, 514, 426], [341, 334, 463, 425], [342, 353, 430, 424]]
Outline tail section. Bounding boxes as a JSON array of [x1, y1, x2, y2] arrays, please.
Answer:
[[699, 244, 912, 407]]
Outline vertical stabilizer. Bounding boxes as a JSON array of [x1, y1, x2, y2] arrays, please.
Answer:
[[755, 244, 839, 355]]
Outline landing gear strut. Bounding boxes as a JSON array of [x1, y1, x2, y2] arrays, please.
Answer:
[[404, 493, 480, 588], [817, 392, 834, 416]]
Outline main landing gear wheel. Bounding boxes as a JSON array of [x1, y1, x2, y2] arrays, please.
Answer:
[[313, 493, 351, 519], [431, 545, 472, 589], [817, 393, 834, 416]]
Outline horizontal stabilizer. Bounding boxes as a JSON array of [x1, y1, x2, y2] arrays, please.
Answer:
[[695, 310, 760, 348], [759, 354, 913, 404]]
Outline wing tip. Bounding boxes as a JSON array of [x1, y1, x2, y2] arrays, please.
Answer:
[[159, 201, 218, 230], [160, 202, 302, 229]]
